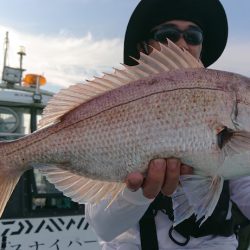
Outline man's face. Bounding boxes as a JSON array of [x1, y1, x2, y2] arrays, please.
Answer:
[[142, 20, 203, 60]]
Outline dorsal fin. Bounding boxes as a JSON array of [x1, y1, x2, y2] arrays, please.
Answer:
[[38, 40, 203, 128]]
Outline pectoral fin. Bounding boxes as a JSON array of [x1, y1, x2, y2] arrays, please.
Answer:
[[218, 127, 250, 157]]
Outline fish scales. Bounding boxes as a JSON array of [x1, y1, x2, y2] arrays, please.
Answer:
[[1, 69, 240, 179], [1, 41, 250, 225]]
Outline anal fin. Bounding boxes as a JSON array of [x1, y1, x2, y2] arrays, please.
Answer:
[[38, 164, 125, 204]]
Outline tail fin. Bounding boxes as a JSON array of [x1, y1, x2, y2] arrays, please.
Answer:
[[0, 142, 22, 217], [0, 170, 21, 217]]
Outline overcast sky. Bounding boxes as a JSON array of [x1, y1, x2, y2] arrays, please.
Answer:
[[0, 0, 249, 92]]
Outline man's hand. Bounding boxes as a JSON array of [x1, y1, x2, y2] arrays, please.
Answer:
[[125, 158, 193, 199]]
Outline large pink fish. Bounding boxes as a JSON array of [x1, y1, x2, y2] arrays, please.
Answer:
[[1, 41, 250, 225]]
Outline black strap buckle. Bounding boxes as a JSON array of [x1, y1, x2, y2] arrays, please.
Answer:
[[169, 226, 190, 246]]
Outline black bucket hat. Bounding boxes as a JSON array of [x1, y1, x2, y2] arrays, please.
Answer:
[[124, 0, 228, 67]]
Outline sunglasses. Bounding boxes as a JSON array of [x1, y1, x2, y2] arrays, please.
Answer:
[[150, 25, 203, 46]]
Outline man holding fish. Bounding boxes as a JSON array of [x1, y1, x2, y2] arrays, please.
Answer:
[[86, 0, 250, 249]]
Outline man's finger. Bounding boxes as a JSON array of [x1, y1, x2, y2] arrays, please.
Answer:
[[161, 158, 181, 196], [142, 159, 166, 199], [180, 164, 193, 175], [125, 172, 144, 191]]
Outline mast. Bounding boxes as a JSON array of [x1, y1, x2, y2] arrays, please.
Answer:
[[3, 31, 9, 68]]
